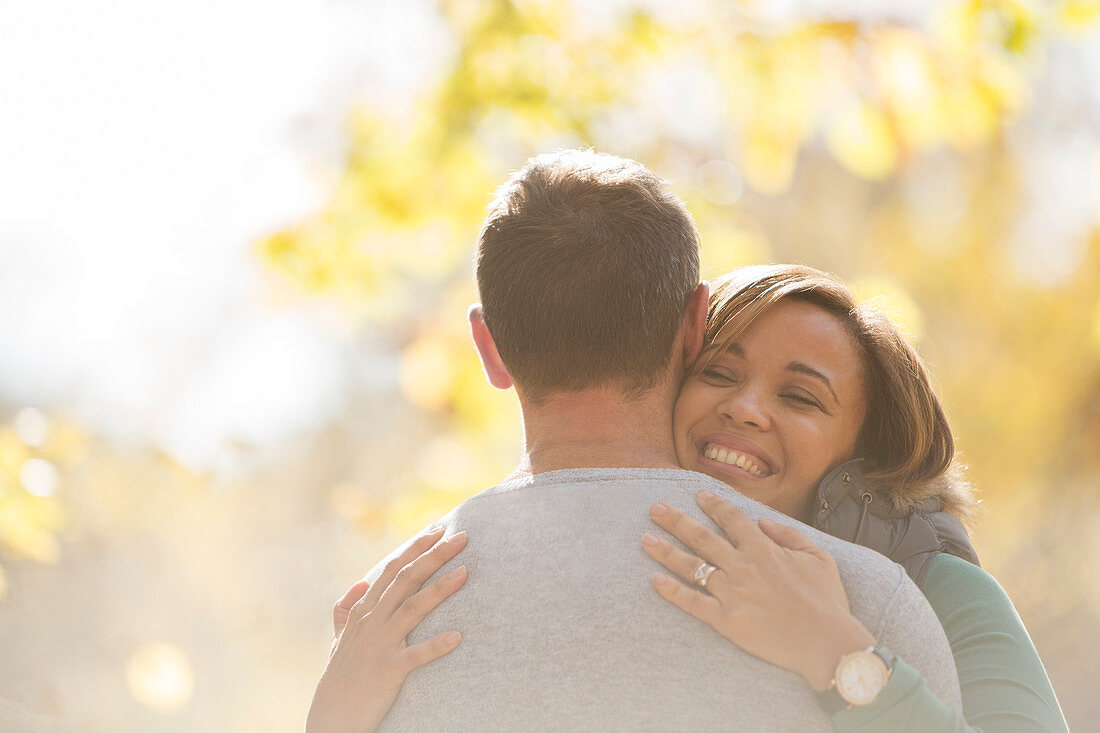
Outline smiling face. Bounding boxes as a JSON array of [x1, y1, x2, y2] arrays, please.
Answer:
[[673, 298, 868, 522]]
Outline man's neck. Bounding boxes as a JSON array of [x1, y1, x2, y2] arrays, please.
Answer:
[[510, 385, 682, 478]]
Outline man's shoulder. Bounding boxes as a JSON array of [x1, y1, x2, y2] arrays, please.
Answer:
[[437, 467, 730, 514], [438, 467, 906, 581]]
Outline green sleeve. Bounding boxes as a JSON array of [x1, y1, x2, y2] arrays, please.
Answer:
[[832, 553, 1068, 732]]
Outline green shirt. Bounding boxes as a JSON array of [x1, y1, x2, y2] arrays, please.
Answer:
[[834, 553, 1068, 732]]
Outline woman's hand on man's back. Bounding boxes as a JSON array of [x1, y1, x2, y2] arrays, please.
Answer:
[[306, 528, 469, 733], [643, 490, 875, 692]]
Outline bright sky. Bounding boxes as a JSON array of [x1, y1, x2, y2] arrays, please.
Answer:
[[0, 0, 450, 469]]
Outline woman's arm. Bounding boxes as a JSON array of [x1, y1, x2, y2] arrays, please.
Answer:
[[306, 528, 469, 733], [646, 490, 1068, 733]]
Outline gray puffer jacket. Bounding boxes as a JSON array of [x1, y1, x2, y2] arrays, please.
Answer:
[[811, 459, 980, 588]]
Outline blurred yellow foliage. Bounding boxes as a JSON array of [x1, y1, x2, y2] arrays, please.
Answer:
[[253, 0, 1099, 540], [0, 493, 61, 563], [1093, 297, 1100, 353], [826, 100, 899, 181], [1058, 0, 1100, 30], [401, 334, 459, 412], [852, 276, 926, 341], [384, 486, 480, 538], [0, 413, 81, 596]]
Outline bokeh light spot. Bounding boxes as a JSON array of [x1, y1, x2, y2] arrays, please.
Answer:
[[126, 642, 194, 714], [696, 160, 744, 206], [19, 458, 59, 498], [13, 407, 50, 448]]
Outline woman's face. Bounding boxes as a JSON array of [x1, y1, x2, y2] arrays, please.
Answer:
[[673, 298, 867, 523]]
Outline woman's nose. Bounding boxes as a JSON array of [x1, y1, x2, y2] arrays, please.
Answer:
[[718, 389, 771, 430]]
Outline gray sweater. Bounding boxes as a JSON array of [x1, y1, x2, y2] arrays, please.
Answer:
[[374, 468, 962, 732]]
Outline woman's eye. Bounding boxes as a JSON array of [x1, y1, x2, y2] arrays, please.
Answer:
[[701, 368, 737, 384], [782, 393, 821, 409]]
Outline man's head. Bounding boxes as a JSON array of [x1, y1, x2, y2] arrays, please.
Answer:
[[471, 149, 702, 403]]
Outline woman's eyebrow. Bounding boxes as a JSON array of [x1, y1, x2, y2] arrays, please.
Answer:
[[786, 361, 839, 404]]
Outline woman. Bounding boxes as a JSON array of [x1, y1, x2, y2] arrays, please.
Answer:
[[309, 265, 1067, 732]]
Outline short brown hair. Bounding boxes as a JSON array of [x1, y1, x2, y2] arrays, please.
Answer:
[[476, 149, 700, 401], [698, 264, 977, 521]]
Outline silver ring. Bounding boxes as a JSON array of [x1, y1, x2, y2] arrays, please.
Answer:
[[693, 561, 717, 588]]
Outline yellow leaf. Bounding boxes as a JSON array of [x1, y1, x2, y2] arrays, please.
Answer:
[[1058, 1, 1100, 31], [0, 515, 60, 563], [0, 493, 62, 563], [826, 100, 899, 180], [741, 127, 799, 194], [875, 31, 945, 150]]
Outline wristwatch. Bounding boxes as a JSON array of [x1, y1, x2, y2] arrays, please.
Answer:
[[817, 646, 895, 714]]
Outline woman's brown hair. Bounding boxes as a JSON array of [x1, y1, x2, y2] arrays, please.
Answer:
[[697, 264, 977, 522]]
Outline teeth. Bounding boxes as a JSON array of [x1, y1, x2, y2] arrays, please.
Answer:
[[703, 444, 768, 477]]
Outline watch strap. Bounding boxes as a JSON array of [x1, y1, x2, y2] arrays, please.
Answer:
[[817, 684, 850, 715]]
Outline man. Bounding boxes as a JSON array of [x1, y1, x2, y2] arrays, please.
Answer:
[[368, 150, 960, 730]]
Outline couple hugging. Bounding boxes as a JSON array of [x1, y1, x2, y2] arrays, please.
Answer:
[[307, 150, 1066, 732]]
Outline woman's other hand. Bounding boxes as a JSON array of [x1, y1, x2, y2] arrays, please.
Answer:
[[306, 528, 469, 733], [643, 490, 874, 691]]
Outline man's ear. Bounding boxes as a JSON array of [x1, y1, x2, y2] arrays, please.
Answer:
[[468, 304, 513, 390], [682, 281, 710, 368]]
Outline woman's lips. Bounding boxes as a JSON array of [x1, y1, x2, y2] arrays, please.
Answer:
[[701, 443, 769, 477], [697, 435, 776, 479]]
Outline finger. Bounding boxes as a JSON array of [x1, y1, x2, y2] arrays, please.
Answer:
[[370, 532, 468, 625], [352, 527, 446, 621], [641, 532, 728, 594], [648, 502, 737, 567], [395, 630, 462, 674], [333, 580, 370, 636], [695, 491, 765, 550], [387, 564, 468, 640], [758, 517, 820, 553], [651, 572, 724, 627]]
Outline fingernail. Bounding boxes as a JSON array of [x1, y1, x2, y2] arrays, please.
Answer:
[[445, 631, 462, 646], [446, 565, 467, 581], [653, 572, 670, 586], [697, 489, 714, 500], [427, 526, 445, 536], [650, 502, 668, 516], [448, 531, 468, 545], [642, 533, 659, 547]]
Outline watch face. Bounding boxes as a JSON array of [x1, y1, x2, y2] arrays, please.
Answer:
[[836, 652, 889, 706]]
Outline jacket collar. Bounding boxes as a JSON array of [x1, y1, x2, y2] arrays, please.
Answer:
[[814, 458, 943, 524]]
